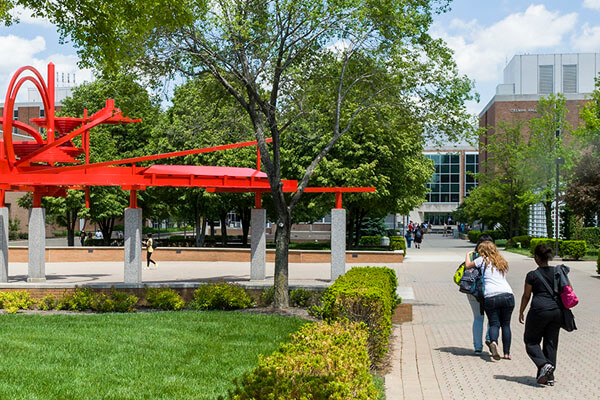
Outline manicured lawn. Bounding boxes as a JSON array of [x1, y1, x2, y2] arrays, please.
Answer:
[[0, 311, 307, 399]]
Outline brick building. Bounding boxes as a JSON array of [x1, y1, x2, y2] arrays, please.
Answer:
[[479, 53, 600, 236]]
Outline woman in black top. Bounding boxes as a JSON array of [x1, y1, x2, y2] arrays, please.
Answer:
[[518, 244, 566, 386]]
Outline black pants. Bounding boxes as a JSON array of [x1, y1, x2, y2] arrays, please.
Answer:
[[524, 308, 561, 375], [147, 251, 156, 267], [483, 293, 515, 355]]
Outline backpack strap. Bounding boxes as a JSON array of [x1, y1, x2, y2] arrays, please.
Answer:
[[534, 269, 558, 301]]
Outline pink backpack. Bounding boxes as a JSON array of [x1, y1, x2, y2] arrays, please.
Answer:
[[560, 285, 579, 309]]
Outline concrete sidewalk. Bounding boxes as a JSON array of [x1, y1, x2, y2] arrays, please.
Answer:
[[386, 236, 600, 399]]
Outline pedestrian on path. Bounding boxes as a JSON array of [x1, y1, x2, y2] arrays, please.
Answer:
[[465, 241, 514, 361], [518, 244, 568, 386], [143, 234, 157, 269], [466, 235, 493, 354], [79, 230, 86, 246], [414, 226, 423, 249]]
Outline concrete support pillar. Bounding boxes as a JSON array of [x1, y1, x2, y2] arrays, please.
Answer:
[[0, 208, 8, 282], [28, 208, 46, 282], [124, 207, 143, 283], [331, 208, 346, 281], [250, 208, 266, 280]]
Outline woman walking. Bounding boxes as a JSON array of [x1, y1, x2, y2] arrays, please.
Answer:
[[465, 241, 514, 361], [466, 235, 493, 354], [519, 244, 568, 386], [143, 233, 157, 269]]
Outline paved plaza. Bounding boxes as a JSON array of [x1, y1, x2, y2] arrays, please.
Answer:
[[385, 235, 599, 400]]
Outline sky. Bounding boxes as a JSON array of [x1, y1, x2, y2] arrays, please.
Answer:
[[0, 1, 599, 116]]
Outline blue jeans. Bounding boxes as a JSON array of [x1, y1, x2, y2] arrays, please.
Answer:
[[484, 293, 515, 355], [467, 294, 490, 351]]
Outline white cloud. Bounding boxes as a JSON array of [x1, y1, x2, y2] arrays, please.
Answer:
[[9, 6, 53, 28], [572, 23, 600, 51], [583, 0, 600, 10], [432, 5, 577, 84], [0, 35, 93, 103]]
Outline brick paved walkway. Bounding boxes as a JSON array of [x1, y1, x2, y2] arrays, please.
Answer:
[[386, 236, 599, 400]]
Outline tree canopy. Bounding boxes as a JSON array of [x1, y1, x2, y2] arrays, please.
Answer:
[[10, 0, 476, 307]]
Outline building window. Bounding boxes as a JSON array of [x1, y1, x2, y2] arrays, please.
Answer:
[[13, 109, 18, 119], [425, 153, 460, 203], [539, 65, 554, 94], [562, 64, 577, 94], [40, 109, 45, 118], [465, 153, 478, 195]]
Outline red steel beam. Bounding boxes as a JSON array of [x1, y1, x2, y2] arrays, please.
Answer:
[[28, 138, 274, 174], [207, 186, 375, 193]]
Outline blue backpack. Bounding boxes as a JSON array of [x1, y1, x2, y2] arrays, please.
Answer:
[[459, 265, 485, 297]]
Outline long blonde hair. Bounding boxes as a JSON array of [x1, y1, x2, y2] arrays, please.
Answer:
[[477, 241, 509, 275]]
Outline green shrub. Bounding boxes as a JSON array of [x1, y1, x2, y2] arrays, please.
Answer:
[[57, 288, 138, 312], [559, 240, 586, 260], [190, 283, 254, 310], [227, 321, 378, 400], [311, 267, 398, 365], [38, 294, 57, 311], [290, 288, 312, 307], [577, 227, 600, 248], [57, 287, 96, 311], [530, 238, 559, 255], [145, 287, 185, 310], [259, 287, 274, 306], [468, 230, 481, 243], [359, 236, 381, 246], [389, 236, 407, 254], [0, 291, 36, 313], [509, 235, 531, 249], [597, 251, 600, 274], [92, 290, 139, 313]]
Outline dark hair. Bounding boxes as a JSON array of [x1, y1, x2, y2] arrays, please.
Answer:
[[534, 244, 553, 263], [475, 234, 494, 251], [148, 233, 153, 238]]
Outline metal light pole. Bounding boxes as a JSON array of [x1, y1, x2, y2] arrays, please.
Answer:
[[555, 157, 564, 256]]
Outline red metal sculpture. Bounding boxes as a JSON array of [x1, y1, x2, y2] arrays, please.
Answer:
[[0, 63, 373, 209]]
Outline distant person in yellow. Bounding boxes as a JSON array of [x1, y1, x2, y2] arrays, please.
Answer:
[[143, 233, 157, 269]]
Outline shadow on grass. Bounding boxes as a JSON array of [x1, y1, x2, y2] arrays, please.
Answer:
[[493, 374, 541, 388]]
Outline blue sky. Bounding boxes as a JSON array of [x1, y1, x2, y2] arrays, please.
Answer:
[[1, 1, 599, 116]]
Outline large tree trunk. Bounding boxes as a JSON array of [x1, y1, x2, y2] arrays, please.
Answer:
[[220, 211, 228, 247], [99, 218, 115, 246], [67, 209, 77, 247], [209, 220, 215, 239], [240, 207, 250, 246], [194, 207, 206, 247], [273, 211, 291, 308]]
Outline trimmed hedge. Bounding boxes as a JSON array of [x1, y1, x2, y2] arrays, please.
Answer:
[[508, 235, 532, 249], [597, 251, 600, 274], [389, 236, 407, 254], [467, 230, 481, 243], [359, 236, 381, 246], [559, 240, 586, 260], [190, 282, 254, 310], [57, 288, 138, 312], [227, 321, 378, 400], [530, 238, 587, 260], [468, 230, 505, 243], [311, 267, 398, 365]]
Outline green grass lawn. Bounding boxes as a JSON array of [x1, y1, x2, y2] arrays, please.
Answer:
[[0, 311, 307, 399]]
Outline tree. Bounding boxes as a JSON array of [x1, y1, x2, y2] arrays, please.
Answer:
[[478, 121, 534, 237], [18, 0, 475, 307], [59, 74, 161, 244], [150, 76, 257, 246], [527, 94, 576, 237]]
